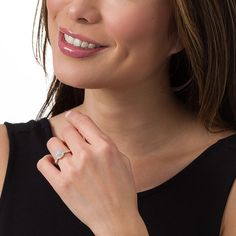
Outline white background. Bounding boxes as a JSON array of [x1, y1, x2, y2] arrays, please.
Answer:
[[0, 1, 52, 123]]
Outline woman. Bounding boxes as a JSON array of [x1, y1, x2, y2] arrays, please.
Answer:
[[0, 0, 236, 235]]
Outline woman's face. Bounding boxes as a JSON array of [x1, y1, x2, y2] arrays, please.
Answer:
[[47, 0, 179, 89]]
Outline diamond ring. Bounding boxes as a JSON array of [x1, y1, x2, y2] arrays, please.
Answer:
[[53, 149, 72, 165]]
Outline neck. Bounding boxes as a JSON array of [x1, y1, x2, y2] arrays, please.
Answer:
[[76, 82, 197, 161]]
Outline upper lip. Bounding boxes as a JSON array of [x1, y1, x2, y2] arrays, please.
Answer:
[[59, 27, 107, 47]]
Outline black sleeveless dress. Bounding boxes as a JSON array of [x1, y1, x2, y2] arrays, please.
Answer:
[[0, 118, 236, 236]]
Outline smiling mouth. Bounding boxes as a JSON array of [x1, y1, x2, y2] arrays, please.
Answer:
[[59, 27, 107, 48], [63, 33, 102, 49], [58, 29, 108, 58]]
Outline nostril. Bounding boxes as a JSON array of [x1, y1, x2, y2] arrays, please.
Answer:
[[67, 5, 101, 24], [78, 18, 89, 23]]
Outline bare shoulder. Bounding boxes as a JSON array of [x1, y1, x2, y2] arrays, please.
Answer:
[[220, 179, 236, 236], [0, 124, 10, 198]]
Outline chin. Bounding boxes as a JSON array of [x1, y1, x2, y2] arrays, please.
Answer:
[[54, 73, 107, 89], [52, 60, 110, 89]]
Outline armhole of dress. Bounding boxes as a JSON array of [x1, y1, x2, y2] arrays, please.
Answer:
[[218, 174, 236, 235], [216, 146, 236, 235], [0, 118, 52, 214], [0, 122, 16, 211]]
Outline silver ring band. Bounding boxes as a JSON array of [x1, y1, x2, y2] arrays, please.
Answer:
[[53, 149, 71, 165]]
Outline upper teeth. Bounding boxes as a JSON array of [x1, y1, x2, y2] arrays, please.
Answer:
[[64, 34, 98, 49]]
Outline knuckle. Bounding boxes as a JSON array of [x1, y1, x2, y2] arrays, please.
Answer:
[[99, 141, 117, 156], [66, 167, 79, 180], [79, 150, 92, 164], [78, 115, 90, 126], [58, 178, 70, 190], [99, 133, 112, 143], [63, 160, 79, 177], [62, 125, 74, 139]]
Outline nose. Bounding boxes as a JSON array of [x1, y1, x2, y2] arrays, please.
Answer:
[[67, 0, 101, 24]]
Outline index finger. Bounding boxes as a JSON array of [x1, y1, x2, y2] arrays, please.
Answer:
[[65, 110, 110, 146]]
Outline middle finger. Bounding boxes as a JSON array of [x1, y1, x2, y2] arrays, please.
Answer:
[[62, 124, 88, 155]]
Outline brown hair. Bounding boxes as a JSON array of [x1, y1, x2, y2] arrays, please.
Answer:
[[33, 0, 236, 131]]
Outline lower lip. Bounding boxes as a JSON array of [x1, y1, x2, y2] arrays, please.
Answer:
[[58, 32, 107, 58]]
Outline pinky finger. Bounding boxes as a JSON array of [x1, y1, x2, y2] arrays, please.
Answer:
[[37, 154, 62, 190]]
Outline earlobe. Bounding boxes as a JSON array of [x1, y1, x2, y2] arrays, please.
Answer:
[[168, 37, 184, 56]]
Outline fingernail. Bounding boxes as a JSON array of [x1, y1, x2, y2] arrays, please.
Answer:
[[65, 110, 72, 118]]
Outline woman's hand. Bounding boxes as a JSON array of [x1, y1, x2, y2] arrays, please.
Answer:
[[37, 110, 147, 235]]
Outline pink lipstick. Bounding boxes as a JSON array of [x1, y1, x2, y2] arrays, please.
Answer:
[[58, 28, 108, 58]]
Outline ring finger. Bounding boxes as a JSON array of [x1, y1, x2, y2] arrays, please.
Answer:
[[47, 137, 72, 170]]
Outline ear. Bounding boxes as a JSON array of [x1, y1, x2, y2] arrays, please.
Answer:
[[168, 36, 184, 56]]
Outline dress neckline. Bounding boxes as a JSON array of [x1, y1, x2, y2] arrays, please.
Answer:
[[40, 117, 236, 198], [136, 132, 236, 198]]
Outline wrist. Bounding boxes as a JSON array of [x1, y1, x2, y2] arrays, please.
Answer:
[[93, 214, 149, 236]]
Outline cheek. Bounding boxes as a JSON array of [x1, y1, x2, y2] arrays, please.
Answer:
[[46, 0, 65, 17], [103, 2, 172, 46], [46, 0, 66, 45]]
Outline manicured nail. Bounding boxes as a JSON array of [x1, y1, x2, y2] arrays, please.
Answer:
[[65, 110, 72, 118]]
